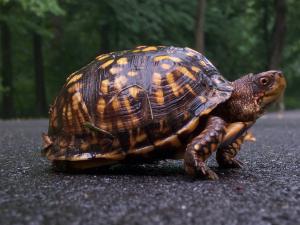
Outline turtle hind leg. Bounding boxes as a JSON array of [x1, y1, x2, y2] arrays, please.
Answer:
[[184, 116, 226, 180]]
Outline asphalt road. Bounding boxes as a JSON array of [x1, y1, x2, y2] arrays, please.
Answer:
[[0, 111, 299, 225]]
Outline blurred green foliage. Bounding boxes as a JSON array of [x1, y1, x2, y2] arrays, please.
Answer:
[[0, 0, 299, 117]]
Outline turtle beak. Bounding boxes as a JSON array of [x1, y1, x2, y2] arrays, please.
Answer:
[[262, 71, 287, 107]]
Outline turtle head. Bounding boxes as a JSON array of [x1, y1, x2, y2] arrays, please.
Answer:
[[251, 70, 286, 110], [218, 70, 286, 122]]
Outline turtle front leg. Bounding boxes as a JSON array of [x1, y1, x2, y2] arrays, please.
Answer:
[[184, 116, 226, 180], [216, 134, 246, 168], [216, 122, 254, 169]]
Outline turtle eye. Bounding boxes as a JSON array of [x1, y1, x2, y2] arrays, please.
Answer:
[[259, 77, 270, 86]]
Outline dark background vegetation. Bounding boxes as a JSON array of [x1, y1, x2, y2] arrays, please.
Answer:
[[0, 0, 299, 118]]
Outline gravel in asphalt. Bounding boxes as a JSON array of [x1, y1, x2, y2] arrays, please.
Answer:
[[0, 111, 299, 225]]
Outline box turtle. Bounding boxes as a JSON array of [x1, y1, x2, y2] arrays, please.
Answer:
[[42, 46, 286, 179]]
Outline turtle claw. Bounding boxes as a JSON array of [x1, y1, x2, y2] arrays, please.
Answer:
[[204, 168, 219, 180], [196, 161, 219, 180], [219, 158, 243, 169], [184, 160, 219, 180]]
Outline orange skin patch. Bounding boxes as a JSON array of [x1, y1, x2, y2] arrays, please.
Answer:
[[177, 67, 196, 81], [117, 57, 128, 65], [100, 79, 109, 94], [114, 75, 128, 90], [100, 59, 114, 69], [152, 72, 162, 86]]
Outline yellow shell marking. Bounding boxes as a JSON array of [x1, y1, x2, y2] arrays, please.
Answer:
[[67, 73, 82, 85], [191, 66, 201, 73], [112, 98, 121, 111], [153, 55, 182, 63], [100, 79, 109, 94], [152, 72, 162, 86], [177, 67, 196, 81], [186, 52, 196, 57], [97, 97, 106, 114], [161, 63, 171, 70], [96, 54, 109, 61], [142, 46, 158, 52], [109, 67, 123, 75], [81, 102, 89, 114], [68, 83, 82, 93], [116, 120, 123, 129], [72, 92, 82, 110], [131, 115, 140, 126], [128, 71, 138, 77], [199, 60, 207, 67], [167, 73, 180, 97], [136, 129, 147, 142], [185, 84, 197, 96], [114, 75, 128, 90], [117, 57, 128, 65], [154, 134, 182, 148], [129, 87, 139, 98], [67, 106, 72, 120], [155, 88, 164, 105], [198, 96, 207, 103], [123, 97, 132, 113], [100, 59, 114, 69]]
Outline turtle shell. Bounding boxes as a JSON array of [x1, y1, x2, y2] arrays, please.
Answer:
[[43, 46, 233, 162]]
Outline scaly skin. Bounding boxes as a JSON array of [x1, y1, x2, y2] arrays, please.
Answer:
[[216, 132, 248, 169], [184, 116, 226, 180], [184, 70, 286, 179]]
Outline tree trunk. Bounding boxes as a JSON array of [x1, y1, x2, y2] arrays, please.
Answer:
[[269, 0, 287, 69], [33, 32, 47, 116], [99, 22, 111, 53], [1, 21, 14, 118], [194, 0, 206, 53], [261, 0, 271, 69]]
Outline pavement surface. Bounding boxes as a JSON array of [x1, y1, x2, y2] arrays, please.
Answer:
[[0, 111, 299, 225]]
